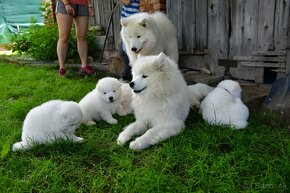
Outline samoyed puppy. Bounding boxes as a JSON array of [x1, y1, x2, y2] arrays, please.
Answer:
[[120, 12, 178, 66], [12, 100, 83, 151], [188, 83, 214, 108], [199, 80, 249, 129], [117, 53, 190, 150], [79, 77, 127, 125]]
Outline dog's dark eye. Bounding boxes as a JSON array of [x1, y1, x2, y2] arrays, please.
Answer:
[[137, 35, 141, 38], [104, 92, 106, 94], [142, 75, 148, 78], [113, 90, 116, 92]]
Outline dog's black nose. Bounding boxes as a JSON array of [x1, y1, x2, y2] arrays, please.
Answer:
[[131, 47, 137, 52], [129, 81, 134, 88], [109, 96, 113, 101]]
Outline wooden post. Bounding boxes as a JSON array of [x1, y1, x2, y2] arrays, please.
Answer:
[[208, 0, 230, 76], [286, 0, 290, 75]]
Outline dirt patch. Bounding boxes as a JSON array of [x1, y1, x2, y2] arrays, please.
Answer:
[[241, 83, 290, 129]]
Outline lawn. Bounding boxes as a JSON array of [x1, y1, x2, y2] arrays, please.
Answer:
[[0, 62, 289, 192]]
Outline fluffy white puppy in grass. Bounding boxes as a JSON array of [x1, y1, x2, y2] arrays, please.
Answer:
[[199, 80, 249, 129], [79, 77, 127, 125], [188, 83, 214, 108], [12, 100, 83, 151], [117, 53, 190, 150]]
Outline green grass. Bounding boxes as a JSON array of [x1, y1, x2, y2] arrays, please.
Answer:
[[0, 62, 289, 192]]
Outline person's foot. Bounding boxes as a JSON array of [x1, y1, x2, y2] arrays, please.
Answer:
[[59, 68, 66, 77], [80, 65, 95, 75]]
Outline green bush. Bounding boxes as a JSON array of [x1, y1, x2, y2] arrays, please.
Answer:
[[7, 22, 98, 61]]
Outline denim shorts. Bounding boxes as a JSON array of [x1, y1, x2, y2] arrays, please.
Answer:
[[56, 0, 89, 16]]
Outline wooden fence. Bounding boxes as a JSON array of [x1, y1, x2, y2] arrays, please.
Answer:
[[91, 0, 290, 83]]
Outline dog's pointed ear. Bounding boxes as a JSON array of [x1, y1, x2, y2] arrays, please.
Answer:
[[155, 52, 167, 71], [158, 52, 167, 64], [120, 18, 128, 27], [139, 18, 148, 28]]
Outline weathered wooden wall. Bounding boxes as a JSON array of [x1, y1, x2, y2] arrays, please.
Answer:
[[167, 0, 208, 53], [91, 0, 290, 81], [166, 0, 290, 80], [92, 0, 121, 49], [229, 0, 289, 81]]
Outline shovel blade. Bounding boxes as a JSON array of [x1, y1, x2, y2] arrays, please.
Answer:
[[264, 75, 290, 111]]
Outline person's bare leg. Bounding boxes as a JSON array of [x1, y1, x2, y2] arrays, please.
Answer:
[[74, 16, 89, 68], [56, 13, 73, 70]]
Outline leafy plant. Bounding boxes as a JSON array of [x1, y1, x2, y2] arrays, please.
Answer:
[[6, 1, 98, 61]]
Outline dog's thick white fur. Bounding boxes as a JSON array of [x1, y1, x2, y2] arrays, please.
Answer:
[[199, 80, 249, 129], [12, 100, 83, 151], [120, 83, 133, 115], [79, 77, 127, 125], [117, 53, 190, 150], [120, 12, 178, 66], [188, 83, 214, 108]]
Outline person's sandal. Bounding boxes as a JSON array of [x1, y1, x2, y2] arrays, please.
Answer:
[[80, 65, 95, 75], [59, 68, 66, 77]]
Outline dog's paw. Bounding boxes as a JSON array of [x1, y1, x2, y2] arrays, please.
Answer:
[[108, 118, 118, 125], [117, 133, 129, 145], [85, 121, 96, 125], [73, 136, 84, 142], [129, 140, 149, 150]]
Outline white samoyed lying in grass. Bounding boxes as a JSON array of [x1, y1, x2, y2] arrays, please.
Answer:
[[12, 100, 83, 151], [199, 80, 249, 129], [117, 53, 190, 150], [79, 77, 129, 125]]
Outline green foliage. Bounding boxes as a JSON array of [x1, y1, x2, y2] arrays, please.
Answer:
[[7, 1, 98, 61], [39, 0, 54, 25], [7, 24, 97, 61], [0, 63, 289, 192]]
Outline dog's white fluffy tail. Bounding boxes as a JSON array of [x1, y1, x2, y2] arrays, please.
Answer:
[[188, 83, 214, 108]]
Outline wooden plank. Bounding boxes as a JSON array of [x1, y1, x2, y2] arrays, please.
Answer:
[[274, 0, 289, 51], [270, 68, 286, 73], [167, 0, 183, 49], [240, 62, 286, 68], [94, 0, 113, 36], [256, 0, 275, 51], [195, 0, 208, 51], [218, 59, 238, 67], [233, 56, 286, 62], [252, 51, 286, 56], [254, 67, 264, 83], [286, 0, 290, 75], [179, 54, 209, 71], [229, 0, 259, 80], [287, 50, 290, 75], [208, 0, 230, 75], [112, 1, 121, 49], [182, 0, 195, 51]]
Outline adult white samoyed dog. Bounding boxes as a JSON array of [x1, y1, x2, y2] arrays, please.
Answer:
[[117, 53, 190, 150], [199, 80, 249, 129], [120, 12, 178, 66], [79, 77, 128, 125], [12, 100, 83, 151]]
